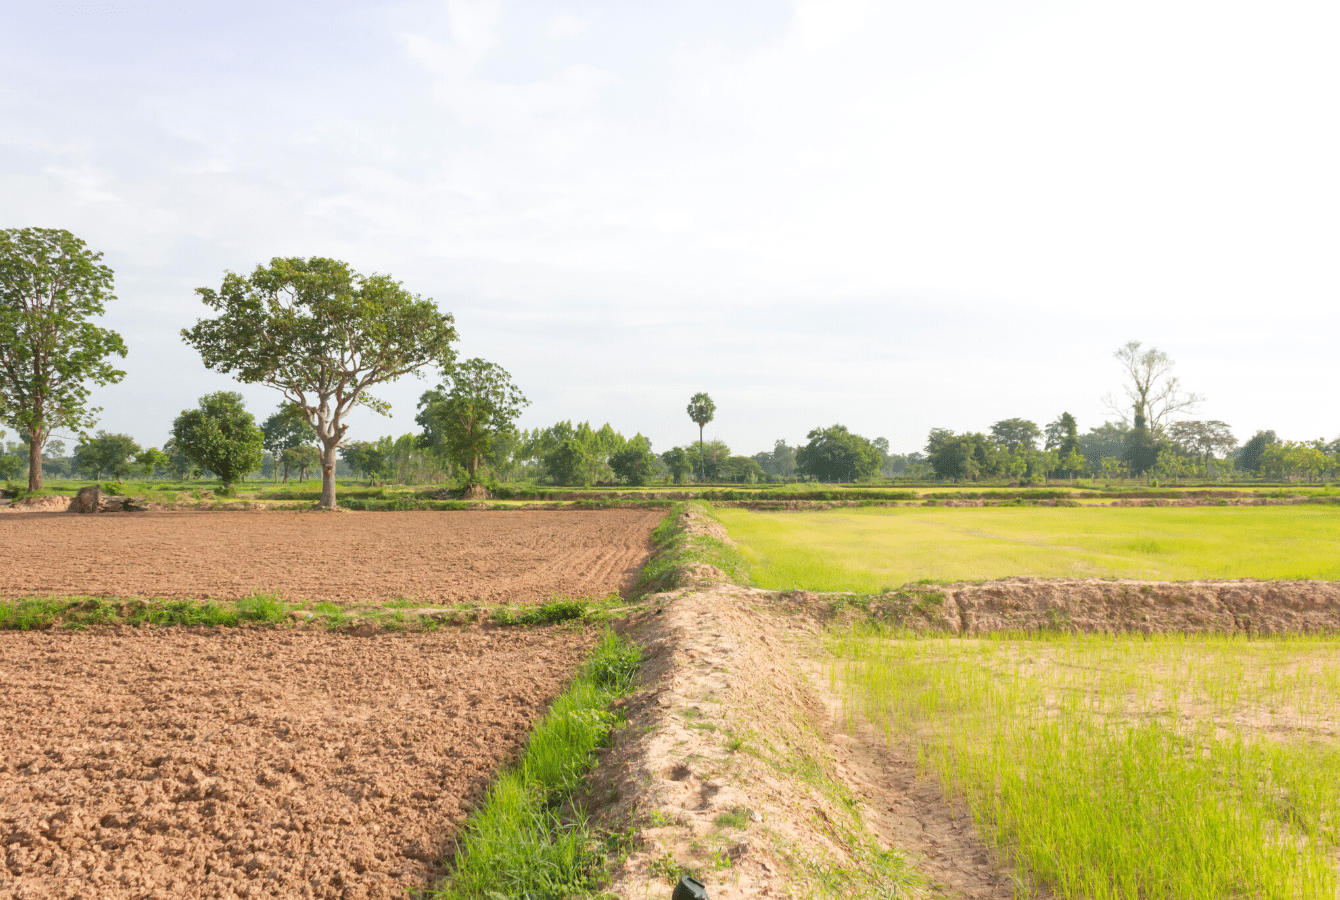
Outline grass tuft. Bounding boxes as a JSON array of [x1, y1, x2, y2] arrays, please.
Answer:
[[429, 630, 642, 900]]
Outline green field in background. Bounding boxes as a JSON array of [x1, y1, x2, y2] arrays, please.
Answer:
[[715, 505, 1340, 591]]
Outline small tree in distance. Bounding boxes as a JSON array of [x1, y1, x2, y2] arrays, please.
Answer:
[[183, 257, 458, 508], [686, 392, 715, 482], [170, 392, 265, 493], [417, 358, 529, 482]]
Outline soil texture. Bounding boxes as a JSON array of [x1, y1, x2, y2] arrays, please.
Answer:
[[864, 577, 1340, 636], [0, 625, 594, 899], [0, 509, 662, 605]]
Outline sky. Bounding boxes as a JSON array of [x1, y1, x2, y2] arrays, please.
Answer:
[[4, 0, 1338, 457]]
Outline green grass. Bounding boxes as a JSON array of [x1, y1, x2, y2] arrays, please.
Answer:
[[637, 502, 749, 592], [828, 628, 1340, 898], [429, 631, 641, 900], [716, 505, 1340, 591]]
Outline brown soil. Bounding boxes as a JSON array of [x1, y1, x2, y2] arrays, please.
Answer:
[[863, 577, 1340, 636], [0, 625, 594, 900], [0, 509, 663, 605]]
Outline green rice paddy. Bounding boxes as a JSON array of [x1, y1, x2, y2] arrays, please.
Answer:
[[828, 629, 1340, 898], [715, 506, 1340, 591]]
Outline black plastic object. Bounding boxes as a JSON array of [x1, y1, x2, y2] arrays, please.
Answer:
[[671, 874, 708, 900]]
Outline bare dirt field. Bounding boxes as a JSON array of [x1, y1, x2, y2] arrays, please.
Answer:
[[0, 509, 663, 605], [0, 625, 594, 900]]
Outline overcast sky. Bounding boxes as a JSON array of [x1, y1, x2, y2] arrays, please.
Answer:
[[5, 1, 1338, 457]]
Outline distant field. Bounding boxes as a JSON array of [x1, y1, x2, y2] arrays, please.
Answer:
[[715, 506, 1340, 591]]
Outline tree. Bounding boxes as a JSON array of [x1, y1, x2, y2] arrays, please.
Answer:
[[339, 440, 392, 484], [170, 392, 266, 491], [683, 439, 731, 482], [686, 392, 716, 481], [1122, 413, 1159, 477], [72, 432, 142, 482], [661, 447, 692, 484], [929, 435, 980, 482], [183, 257, 458, 508], [135, 447, 170, 478], [1164, 420, 1237, 469], [1104, 340, 1203, 436], [990, 418, 1042, 453], [283, 444, 322, 481], [609, 435, 657, 486], [1236, 430, 1276, 474], [0, 228, 128, 491], [546, 439, 591, 485], [261, 403, 317, 483], [0, 454, 22, 482], [796, 425, 882, 482], [418, 358, 528, 481]]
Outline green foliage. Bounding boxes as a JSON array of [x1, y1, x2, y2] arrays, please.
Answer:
[[609, 443, 657, 486], [0, 454, 23, 481], [72, 431, 142, 481], [430, 631, 641, 900], [183, 256, 458, 508], [417, 357, 529, 481], [261, 403, 317, 480], [0, 228, 127, 491], [545, 438, 592, 486], [686, 391, 715, 480], [1238, 429, 1278, 473], [797, 424, 882, 482], [170, 391, 265, 489], [638, 502, 751, 590], [990, 417, 1042, 452], [660, 446, 692, 484]]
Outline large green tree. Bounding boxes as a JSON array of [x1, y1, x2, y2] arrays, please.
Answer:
[[417, 358, 529, 481], [990, 418, 1042, 453], [796, 425, 881, 482], [0, 228, 127, 491], [686, 392, 715, 482], [72, 431, 142, 482], [170, 392, 265, 491], [183, 257, 458, 508]]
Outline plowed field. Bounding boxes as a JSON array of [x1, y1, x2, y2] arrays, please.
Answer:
[[0, 626, 595, 899], [0, 509, 663, 605]]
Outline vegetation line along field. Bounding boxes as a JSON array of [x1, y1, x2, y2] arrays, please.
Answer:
[[828, 627, 1340, 899], [429, 631, 642, 900]]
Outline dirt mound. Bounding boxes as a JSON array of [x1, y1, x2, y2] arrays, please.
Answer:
[[0, 495, 72, 513], [865, 577, 1340, 637], [0, 626, 594, 899]]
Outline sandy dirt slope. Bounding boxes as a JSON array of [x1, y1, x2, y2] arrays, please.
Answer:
[[0, 626, 593, 900], [0, 509, 662, 605]]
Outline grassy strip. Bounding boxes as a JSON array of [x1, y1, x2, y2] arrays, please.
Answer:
[[830, 627, 1340, 898], [637, 502, 750, 592], [429, 630, 641, 900], [0, 594, 618, 632]]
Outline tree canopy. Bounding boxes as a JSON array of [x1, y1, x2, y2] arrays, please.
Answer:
[[72, 431, 142, 482], [170, 392, 265, 491], [0, 228, 127, 490], [417, 358, 529, 481], [796, 425, 881, 482], [183, 257, 457, 507], [687, 392, 715, 481]]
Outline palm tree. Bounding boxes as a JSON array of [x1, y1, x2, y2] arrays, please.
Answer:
[[686, 392, 715, 482]]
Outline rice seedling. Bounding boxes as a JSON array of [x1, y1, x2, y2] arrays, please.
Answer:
[[828, 627, 1340, 898], [719, 505, 1340, 591]]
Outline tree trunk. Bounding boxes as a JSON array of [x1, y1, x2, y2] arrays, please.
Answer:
[[320, 440, 339, 508], [698, 426, 705, 482], [28, 427, 45, 492]]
